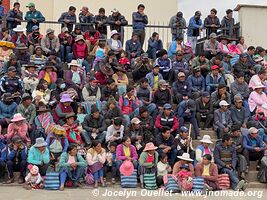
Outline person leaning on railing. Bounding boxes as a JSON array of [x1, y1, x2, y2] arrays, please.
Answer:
[[58, 6, 77, 33], [6, 2, 23, 31]]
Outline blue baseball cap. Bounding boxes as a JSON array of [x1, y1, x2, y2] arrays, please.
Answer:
[[163, 103, 172, 110], [31, 25, 39, 31], [180, 126, 189, 132]]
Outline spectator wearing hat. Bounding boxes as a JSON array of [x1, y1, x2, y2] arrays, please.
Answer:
[[22, 63, 39, 93], [126, 33, 142, 60], [218, 36, 230, 55], [195, 154, 219, 191], [24, 3, 45, 34], [175, 126, 194, 160], [188, 66, 205, 100], [49, 78, 65, 102], [63, 113, 82, 145], [46, 125, 69, 167], [0, 41, 14, 64], [0, 66, 23, 102], [58, 27, 73, 62], [6, 113, 30, 145], [147, 32, 163, 59], [182, 42, 194, 62], [249, 83, 267, 116], [139, 142, 159, 188], [28, 26, 43, 55], [136, 78, 157, 119], [0, 93, 17, 128], [6, 136, 27, 184], [145, 63, 163, 91], [58, 6, 77, 33], [30, 46, 47, 68], [233, 53, 254, 82], [155, 104, 179, 136], [108, 8, 128, 44], [155, 126, 177, 167], [221, 9, 235, 37], [191, 52, 210, 77], [0, 138, 7, 181], [27, 137, 50, 176], [204, 33, 220, 60], [53, 93, 74, 125], [168, 36, 184, 59], [82, 105, 107, 146], [132, 4, 148, 49], [176, 94, 200, 139], [79, 6, 95, 32], [46, 49, 63, 77], [132, 53, 153, 82], [94, 8, 108, 39], [173, 152, 194, 175], [196, 92, 213, 130], [95, 62, 114, 86], [38, 61, 57, 89], [112, 65, 128, 95], [169, 11, 186, 41], [16, 93, 36, 129], [172, 71, 192, 104], [169, 51, 189, 83], [152, 80, 172, 109], [243, 127, 266, 170], [211, 83, 231, 110], [11, 25, 28, 47], [206, 65, 225, 93], [107, 30, 123, 54], [214, 100, 233, 139], [195, 135, 213, 163], [138, 106, 155, 143], [119, 86, 140, 126], [59, 143, 87, 190], [230, 125, 249, 179], [82, 77, 101, 105], [15, 43, 30, 66], [204, 8, 221, 37], [155, 49, 172, 80], [230, 95, 248, 128], [187, 11, 203, 54], [6, 2, 23, 31], [41, 28, 60, 56]]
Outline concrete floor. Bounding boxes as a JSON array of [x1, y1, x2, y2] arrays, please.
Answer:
[[0, 186, 266, 200]]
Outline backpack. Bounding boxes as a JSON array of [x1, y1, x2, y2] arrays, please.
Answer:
[[164, 175, 179, 193], [144, 173, 158, 190], [121, 169, 137, 188], [44, 172, 60, 190], [192, 177, 204, 193], [258, 156, 267, 183], [218, 174, 230, 190]]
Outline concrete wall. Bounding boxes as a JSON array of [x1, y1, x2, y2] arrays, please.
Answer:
[[237, 5, 267, 48]]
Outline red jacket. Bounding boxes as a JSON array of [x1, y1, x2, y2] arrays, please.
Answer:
[[73, 42, 88, 59], [119, 96, 140, 115], [95, 71, 108, 85], [58, 33, 73, 46], [11, 33, 28, 46], [155, 113, 179, 132], [63, 124, 82, 144], [84, 31, 101, 46]]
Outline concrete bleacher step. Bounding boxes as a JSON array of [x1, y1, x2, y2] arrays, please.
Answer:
[[247, 181, 267, 189], [247, 171, 259, 182], [199, 130, 217, 139]]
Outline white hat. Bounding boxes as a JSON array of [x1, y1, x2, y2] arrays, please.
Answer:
[[199, 135, 213, 144], [110, 30, 119, 38], [219, 100, 230, 107], [68, 60, 82, 68], [177, 153, 193, 162], [111, 8, 119, 13], [254, 83, 265, 89], [131, 117, 141, 124], [13, 25, 26, 32], [248, 127, 258, 134]]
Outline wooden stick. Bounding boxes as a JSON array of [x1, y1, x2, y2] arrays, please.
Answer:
[[187, 124, 192, 153]]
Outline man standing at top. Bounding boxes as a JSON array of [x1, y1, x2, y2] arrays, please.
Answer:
[[169, 11, 186, 41], [6, 2, 23, 30], [221, 9, 235, 37], [187, 11, 203, 54], [24, 2, 45, 34], [58, 6, 77, 32], [132, 4, 148, 49], [79, 6, 94, 32]]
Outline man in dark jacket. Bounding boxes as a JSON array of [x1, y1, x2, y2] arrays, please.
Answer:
[[214, 134, 246, 190], [221, 9, 235, 37], [58, 6, 77, 32], [152, 80, 172, 108], [204, 8, 220, 36], [126, 33, 142, 59], [108, 9, 128, 44], [94, 8, 108, 39], [79, 6, 95, 32], [196, 92, 213, 130], [172, 72, 192, 104], [230, 95, 248, 128], [233, 53, 255, 82], [81, 106, 107, 146], [147, 32, 163, 59], [169, 11, 186, 41], [132, 4, 148, 48], [6, 136, 27, 184], [6, 2, 23, 30]]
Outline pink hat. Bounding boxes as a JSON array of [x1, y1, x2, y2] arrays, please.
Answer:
[[11, 113, 26, 122], [60, 93, 73, 103], [120, 160, 134, 176], [143, 142, 158, 151], [184, 41, 192, 48]]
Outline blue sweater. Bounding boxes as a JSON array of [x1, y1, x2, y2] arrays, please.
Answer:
[[242, 133, 265, 152], [0, 101, 17, 119], [7, 145, 27, 161], [187, 17, 203, 37], [188, 74, 205, 92], [132, 12, 148, 30]]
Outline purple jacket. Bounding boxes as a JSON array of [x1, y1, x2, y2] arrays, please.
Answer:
[[65, 70, 84, 88], [116, 144, 138, 161]]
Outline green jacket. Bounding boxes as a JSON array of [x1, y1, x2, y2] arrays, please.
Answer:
[[139, 151, 159, 168], [191, 56, 210, 70], [25, 10, 45, 32], [16, 103, 36, 125], [59, 152, 87, 168]]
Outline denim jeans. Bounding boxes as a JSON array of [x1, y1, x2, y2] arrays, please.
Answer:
[[6, 160, 27, 178], [93, 168, 104, 182], [60, 45, 72, 62], [60, 166, 86, 184], [157, 148, 177, 167], [220, 167, 239, 189]]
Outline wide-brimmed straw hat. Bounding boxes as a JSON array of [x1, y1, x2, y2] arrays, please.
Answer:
[[11, 113, 26, 122], [13, 25, 26, 32], [177, 153, 194, 162], [33, 137, 47, 148], [199, 135, 213, 144], [143, 143, 158, 151], [120, 160, 134, 176]]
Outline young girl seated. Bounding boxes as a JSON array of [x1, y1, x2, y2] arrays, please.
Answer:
[[86, 140, 106, 188], [112, 65, 129, 96], [177, 164, 193, 191], [119, 51, 130, 71], [105, 117, 124, 146], [92, 41, 106, 71], [157, 153, 172, 186], [22, 63, 39, 94], [138, 142, 159, 188], [77, 104, 87, 125], [63, 113, 82, 145], [104, 142, 117, 184]]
